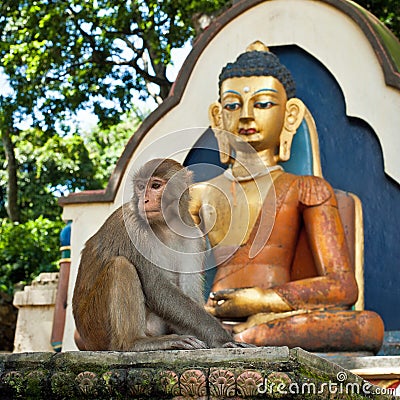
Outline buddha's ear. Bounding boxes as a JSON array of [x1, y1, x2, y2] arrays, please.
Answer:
[[209, 101, 223, 130], [209, 101, 231, 164], [279, 98, 306, 162]]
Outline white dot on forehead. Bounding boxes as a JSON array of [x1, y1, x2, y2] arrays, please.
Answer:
[[243, 86, 250, 93]]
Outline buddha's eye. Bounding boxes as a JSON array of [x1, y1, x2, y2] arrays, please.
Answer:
[[254, 101, 275, 109], [223, 102, 241, 111]]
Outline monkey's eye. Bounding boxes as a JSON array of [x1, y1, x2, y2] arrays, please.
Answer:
[[151, 182, 162, 189], [136, 183, 145, 191]]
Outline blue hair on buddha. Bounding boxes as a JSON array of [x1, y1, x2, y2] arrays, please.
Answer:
[[219, 50, 296, 99]]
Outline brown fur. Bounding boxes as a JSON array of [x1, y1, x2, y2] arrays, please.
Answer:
[[72, 159, 246, 351]]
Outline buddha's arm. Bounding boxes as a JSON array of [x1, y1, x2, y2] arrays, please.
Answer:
[[273, 201, 358, 310]]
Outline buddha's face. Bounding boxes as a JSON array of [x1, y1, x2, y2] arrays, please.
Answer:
[[219, 76, 287, 152]]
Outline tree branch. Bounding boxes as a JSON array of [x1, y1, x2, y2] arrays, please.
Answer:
[[1, 129, 20, 222]]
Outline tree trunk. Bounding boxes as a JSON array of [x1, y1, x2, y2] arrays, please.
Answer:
[[1, 129, 20, 222], [145, 44, 171, 102], [158, 81, 171, 101]]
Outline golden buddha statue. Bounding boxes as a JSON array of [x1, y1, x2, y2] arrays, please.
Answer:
[[190, 42, 384, 353]]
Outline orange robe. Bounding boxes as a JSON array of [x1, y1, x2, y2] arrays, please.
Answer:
[[211, 173, 384, 353]]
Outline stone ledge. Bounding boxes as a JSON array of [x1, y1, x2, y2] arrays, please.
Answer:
[[321, 354, 400, 380], [0, 347, 395, 399], [13, 289, 58, 307], [13, 273, 59, 307]]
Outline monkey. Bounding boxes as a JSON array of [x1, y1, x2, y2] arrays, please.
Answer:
[[72, 158, 249, 351]]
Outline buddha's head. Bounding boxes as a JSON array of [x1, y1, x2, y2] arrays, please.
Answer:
[[209, 41, 305, 164]]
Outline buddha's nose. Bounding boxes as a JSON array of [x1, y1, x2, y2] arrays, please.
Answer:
[[239, 100, 254, 121]]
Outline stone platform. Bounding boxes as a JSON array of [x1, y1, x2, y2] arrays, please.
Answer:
[[0, 347, 396, 399]]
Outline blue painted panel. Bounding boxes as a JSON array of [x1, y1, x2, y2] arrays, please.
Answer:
[[185, 128, 225, 182], [280, 119, 314, 175]]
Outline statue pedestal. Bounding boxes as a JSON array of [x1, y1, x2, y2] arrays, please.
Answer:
[[321, 353, 400, 395], [12, 273, 58, 353]]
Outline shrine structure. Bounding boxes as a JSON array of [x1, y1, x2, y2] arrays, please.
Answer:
[[4, 0, 400, 398]]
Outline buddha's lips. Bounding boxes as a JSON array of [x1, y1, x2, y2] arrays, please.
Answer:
[[239, 128, 257, 135]]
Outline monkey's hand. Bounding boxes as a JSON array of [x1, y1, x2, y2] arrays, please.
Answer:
[[168, 335, 209, 350], [222, 341, 256, 348], [129, 335, 209, 351]]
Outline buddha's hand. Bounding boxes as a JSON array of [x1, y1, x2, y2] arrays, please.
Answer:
[[206, 287, 267, 318], [205, 287, 293, 318]]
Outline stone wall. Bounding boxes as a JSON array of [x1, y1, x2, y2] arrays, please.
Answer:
[[13, 273, 58, 353], [0, 347, 396, 399]]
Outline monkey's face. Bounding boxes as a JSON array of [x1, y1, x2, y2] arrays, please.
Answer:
[[135, 177, 167, 223], [132, 159, 195, 233]]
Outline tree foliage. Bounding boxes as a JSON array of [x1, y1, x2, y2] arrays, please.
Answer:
[[357, 0, 400, 39], [0, 0, 229, 121], [0, 115, 135, 293], [1, 114, 137, 222], [1, 128, 96, 221], [82, 112, 141, 185], [0, 0, 229, 222], [14, 129, 101, 219], [0, 217, 64, 294]]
